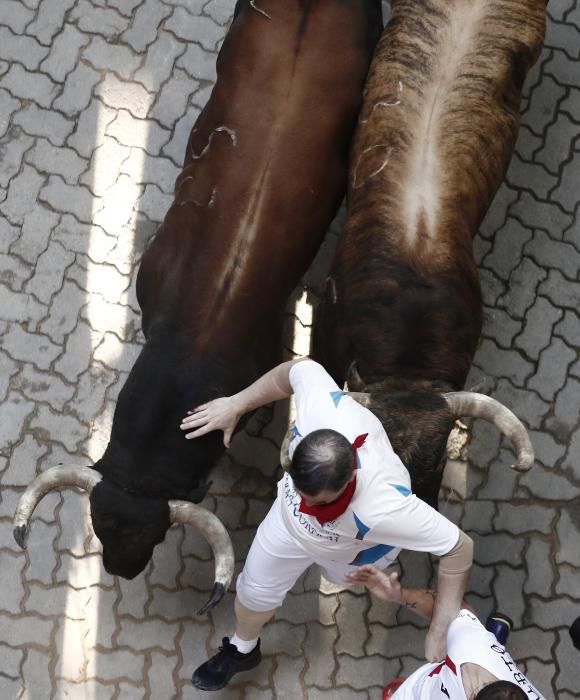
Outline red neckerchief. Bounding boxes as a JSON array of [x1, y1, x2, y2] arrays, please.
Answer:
[[298, 433, 368, 525]]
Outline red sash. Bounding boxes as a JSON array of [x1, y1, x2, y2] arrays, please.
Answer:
[[298, 433, 367, 525]]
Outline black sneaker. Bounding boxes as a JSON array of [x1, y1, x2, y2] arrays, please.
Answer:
[[191, 637, 262, 691]]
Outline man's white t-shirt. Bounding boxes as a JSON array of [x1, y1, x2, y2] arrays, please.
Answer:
[[275, 360, 459, 565], [393, 609, 546, 699]]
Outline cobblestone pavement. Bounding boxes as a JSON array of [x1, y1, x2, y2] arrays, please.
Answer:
[[0, 1, 579, 698]]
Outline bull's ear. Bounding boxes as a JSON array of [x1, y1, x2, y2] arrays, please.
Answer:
[[346, 360, 365, 391]]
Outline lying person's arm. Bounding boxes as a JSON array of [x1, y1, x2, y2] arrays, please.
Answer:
[[345, 563, 475, 620], [180, 358, 308, 446]]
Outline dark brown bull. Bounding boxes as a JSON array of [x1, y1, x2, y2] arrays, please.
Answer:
[[313, 0, 545, 507], [14, 0, 383, 611]]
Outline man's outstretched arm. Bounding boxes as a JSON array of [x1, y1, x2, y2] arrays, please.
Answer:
[[180, 358, 307, 446]]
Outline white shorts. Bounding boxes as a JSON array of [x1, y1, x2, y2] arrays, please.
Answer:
[[236, 501, 397, 612]]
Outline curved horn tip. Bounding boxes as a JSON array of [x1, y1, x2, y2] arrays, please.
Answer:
[[197, 582, 226, 616], [13, 525, 28, 550]]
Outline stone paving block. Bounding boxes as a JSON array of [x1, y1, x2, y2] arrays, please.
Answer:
[[57, 491, 92, 556], [87, 647, 145, 683], [260, 620, 306, 657], [166, 9, 223, 52], [162, 104, 201, 165], [1, 63, 57, 108], [335, 653, 400, 690], [514, 123, 545, 162], [528, 595, 578, 628], [21, 648, 52, 698], [555, 508, 580, 567], [0, 676, 23, 699], [69, 364, 118, 423], [0, 88, 21, 139], [121, 0, 172, 52], [538, 269, 580, 312], [54, 321, 95, 383], [277, 590, 338, 627], [0, 643, 23, 679], [0, 216, 19, 252], [40, 23, 89, 83], [93, 333, 141, 372], [510, 191, 573, 239], [0, 252, 34, 291], [524, 538, 555, 598], [53, 63, 101, 116], [474, 339, 534, 387], [0, 551, 26, 614], [0, 26, 50, 71], [0, 611, 53, 648], [0, 285, 46, 325], [535, 112, 579, 175], [518, 463, 580, 501], [117, 573, 150, 618], [462, 500, 496, 534], [54, 678, 116, 699], [0, 0, 35, 32], [107, 109, 172, 157], [494, 503, 555, 536], [204, 0, 234, 26], [13, 362, 76, 412], [134, 183, 173, 223], [468, 563, 495, 598], [26, 0, 76, 46], [472, 533, 525, 568], [83, 36, 141, 80], [468, 417, 502, 467], [515, 296, 562, 360], [493, 566, 526, 627], [494, 380, 551, 433], [178, 43, 218, 84], [554, 310, 580, 347], [14, 102, 74, 147], [547, 377, 580, 438], [505, 154, 559, 201], [135, 32, 186, 94], [149, 69, 197, 130], [0, 348, 17, 401], [522, 74, 568, 136], [0, 128, 35, 190], [12, 207, 59, 264], [550, 153, 580, 213], [40, 173, 96, 224], [271, 655, 306, 698], [2, 434, 47, 487], [39, 278, 89, 343], [554, 563, 580, 597], [303, 622, 337, 688], [0, 392, 36, 451], [478, 185, 519, 241], [509, 626, 557, 663], [366, 622, 425, 660], [147, 650, 178, 698], [498, 256, 547, 320], [25, 239, 75, 305], [481, 306, 521, 348], [67, 99, 117, 159], [55, 551, 112, 588], [519, 660, 555, 700], [27, 138, 88, 185], [476, 449, 523, 501], [307, 689, 368, 700], [335, 593, 368, 657], [117, 617, 181, 652], [71, 0, 130, 37], [96, 74, 155, 120]]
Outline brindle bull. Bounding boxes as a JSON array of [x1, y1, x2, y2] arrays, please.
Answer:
[[313, 0, 545, 506], [14, 0, 383, 612]]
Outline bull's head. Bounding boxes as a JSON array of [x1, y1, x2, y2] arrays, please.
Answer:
[[13, 465, 233, 614]]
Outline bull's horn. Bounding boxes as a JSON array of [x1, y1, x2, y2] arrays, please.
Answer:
[[443, 392, 534, 472], [169, 500, 234, 615], [13, 465, 103, 549], [279, 390, 371, 470]]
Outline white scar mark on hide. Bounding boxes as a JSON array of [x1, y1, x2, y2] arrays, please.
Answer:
[[360, 81, 403, 123], [403, 2, 486, 250], [172, 177, 217, 209], [351, 144, 393, 190], [190, 126, 237, 160], [250, 0, 271, 19]]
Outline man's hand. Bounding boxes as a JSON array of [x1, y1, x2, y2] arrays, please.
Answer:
[[180, 396, 242, 447], [344, 565, 402, 603], [425, 623, 447, 662]]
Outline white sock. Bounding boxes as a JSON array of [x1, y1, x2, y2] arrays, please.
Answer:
[[230, 634, 258, 654]]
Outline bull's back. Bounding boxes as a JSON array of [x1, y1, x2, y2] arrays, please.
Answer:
[[316, 0, 546, 388], [138, 0, 382, 356]]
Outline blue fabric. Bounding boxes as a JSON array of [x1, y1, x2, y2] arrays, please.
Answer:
[[353, 512, 370, 541], [329, 390, 345, 407], [389, 483, 412, 497], [350, 543, 396, 566]]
